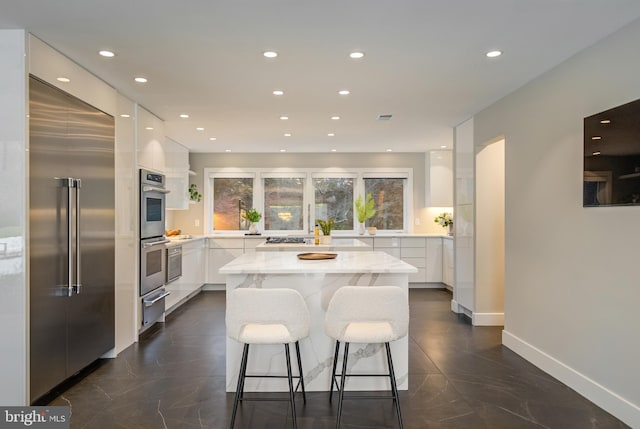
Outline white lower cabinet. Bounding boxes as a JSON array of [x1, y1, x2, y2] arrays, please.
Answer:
[[165, 239, 205, 311], [400, 237, 426, 283], [425, 238, 443, 282], [443, 238, 454, 287], [206, 238, 245, 284]]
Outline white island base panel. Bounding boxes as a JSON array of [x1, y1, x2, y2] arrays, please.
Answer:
[[225, 272, 409, 393]]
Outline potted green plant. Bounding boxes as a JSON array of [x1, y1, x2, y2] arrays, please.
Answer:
[[317, 218, 335, 243], [355, 193, 377, 235], [242, 208, 262, 234], [189, 184, 202, 202]]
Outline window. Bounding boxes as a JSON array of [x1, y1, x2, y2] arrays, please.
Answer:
[[364, 178, 405, 230], [205, 168, 412, 234], [212, 177, 253, 230], [313, 177, 353, 230], [264, 177, 304, 231]]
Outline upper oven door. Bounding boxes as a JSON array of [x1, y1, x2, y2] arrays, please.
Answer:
[[140, 169, 169, 239], [140, 186, 168, 239]]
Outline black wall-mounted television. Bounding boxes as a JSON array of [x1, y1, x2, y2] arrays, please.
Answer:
[[583, 97, 640, 206]]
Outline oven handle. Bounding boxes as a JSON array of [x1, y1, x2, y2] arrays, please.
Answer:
[[142, 185, 170, 194], [143, 239, 170, 248], [143, 291, 171, 306]]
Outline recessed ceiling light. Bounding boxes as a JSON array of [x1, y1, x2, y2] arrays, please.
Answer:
[[134, 77, 148, 83], [209, 137, 217, 141], [179, 114, 189, 118], [486, 50, 502, 58], [592, 151, 601, 156], [440, 145, 447, 149], [280, 116, 289, 120], [263, 51, 278, 58], [273, 90, 284, 96], [99, 50, 115, 58], [145, 127, 154, 130], [284, 133, 292, 137], [338, 90, 350, 95], [280, 149, 287, 152], [386, 149, 393, 152], [331, 116, 341, 120], [349, 51, 365, 59], [327, 133, 335, 137], [56, 77, 70, 83], [225, 149, 231, 152], [120, 114, 130, 118], [600, 119, 611, 124], [591, 136, 601, 140], [196, 127, 204, 131], [331, 149, 337, 152]]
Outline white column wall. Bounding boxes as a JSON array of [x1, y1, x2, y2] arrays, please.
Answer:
[[0, 29, 28, 406], [475, 19, 640, 426]]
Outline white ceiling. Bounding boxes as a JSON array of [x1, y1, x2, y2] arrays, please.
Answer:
[[2, 1, 640, 153]]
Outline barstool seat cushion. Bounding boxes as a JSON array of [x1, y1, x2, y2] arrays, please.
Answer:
[[239, 323, 293, 344], [342, 321, 395, 343]]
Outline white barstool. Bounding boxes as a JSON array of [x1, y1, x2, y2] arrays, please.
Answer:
[[226, 287, 311, 429], [324, 286, 409, 429]]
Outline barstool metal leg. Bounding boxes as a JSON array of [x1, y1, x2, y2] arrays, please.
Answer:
[[385, 342, 404, 429], [230, 343, 249, 429], [329, 340, 340, 403], [284, 343, 297, 429], [294, 341, 307, 404], [335, 342, 349, 429]]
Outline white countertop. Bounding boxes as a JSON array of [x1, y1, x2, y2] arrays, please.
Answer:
[[219, 250, 417, 274], [255, 238, 370, 251]]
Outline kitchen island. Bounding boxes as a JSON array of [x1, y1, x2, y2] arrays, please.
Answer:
[[219, 251, 417, 392]]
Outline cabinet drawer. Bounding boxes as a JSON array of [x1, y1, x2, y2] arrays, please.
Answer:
[[401, 237, 425, 248], [409, 268, 426, 283], [208, 238, 244, 249], [377, 247, 401, 258], [401, 247, 426, 258], [374, 237, 400, 248], [244, 237, 265, 250]]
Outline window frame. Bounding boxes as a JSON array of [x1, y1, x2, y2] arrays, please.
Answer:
[[204, 167, 413, 235]]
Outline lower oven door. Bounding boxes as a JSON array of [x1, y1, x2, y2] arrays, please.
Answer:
[[140, 237, 169, 296], [141, 288, 170, 327]]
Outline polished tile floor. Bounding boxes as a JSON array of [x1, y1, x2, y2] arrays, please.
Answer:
[[46, 289, 628, 428]]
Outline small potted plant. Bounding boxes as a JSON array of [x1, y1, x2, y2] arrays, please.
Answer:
[[189, 184, 202, 202], [317, 218, 335, 244], [434, 212, 453, 235], [355, 193, 377, 235], [242, 208, 262, 234]]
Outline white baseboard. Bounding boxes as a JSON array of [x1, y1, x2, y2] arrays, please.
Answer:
[[409, 282, 447, 289], [202, 283, 225, 291], [451, 299, 462, 313], [502, 330, 640, 428], [472, 312, 504, 326]]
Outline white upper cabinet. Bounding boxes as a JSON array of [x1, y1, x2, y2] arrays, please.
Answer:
[[426, 150, 453, 207], [137, 107, 166, 172], [165, 138, 190, 210]]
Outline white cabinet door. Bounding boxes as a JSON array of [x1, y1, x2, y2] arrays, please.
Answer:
[[427, 150, 453, 207], [443, 238, 454, 287], [207, 248, 243, 284], [165, 138, 190, 210], [426, 238, 443, 282], [137, 107, 165, 172]]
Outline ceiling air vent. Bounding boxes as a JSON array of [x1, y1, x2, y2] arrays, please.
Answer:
[[377, 114, 393, 120]]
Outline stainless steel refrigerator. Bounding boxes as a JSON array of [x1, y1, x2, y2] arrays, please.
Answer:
[[29, 76, 115, 403]]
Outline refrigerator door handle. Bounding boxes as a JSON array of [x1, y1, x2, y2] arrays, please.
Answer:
[[60, 178, 75, 297], [74, 178, 82, 295]]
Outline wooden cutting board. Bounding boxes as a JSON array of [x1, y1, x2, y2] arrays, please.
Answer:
[[297, 252, 337, 260]]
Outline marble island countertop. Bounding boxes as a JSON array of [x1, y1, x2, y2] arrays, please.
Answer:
[[219, 250, 417, 275]]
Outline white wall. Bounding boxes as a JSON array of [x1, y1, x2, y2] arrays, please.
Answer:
[[0, 29, 28, 406], [475, 139, 504, 325], [475, 19, 640, 426]]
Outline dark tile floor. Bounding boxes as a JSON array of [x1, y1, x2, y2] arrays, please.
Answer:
[[46, 289, 628, 428]]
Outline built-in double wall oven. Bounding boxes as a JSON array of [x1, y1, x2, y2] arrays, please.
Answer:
[[140, 169, 170, 328]]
